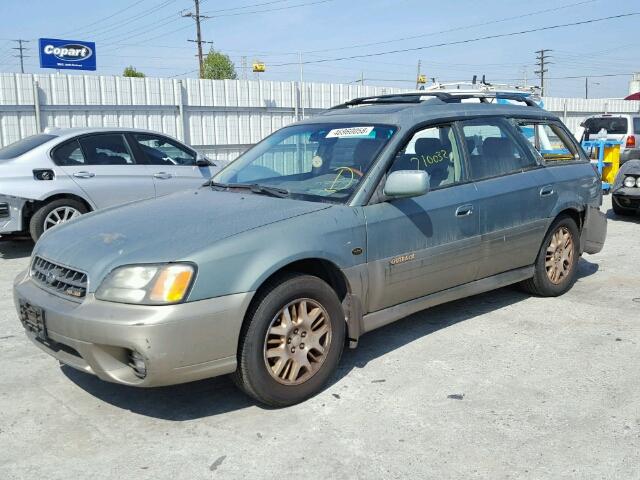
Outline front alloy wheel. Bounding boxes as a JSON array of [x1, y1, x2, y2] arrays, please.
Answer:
[[264, 298, 332, 385], [234, 273, 345, 407]]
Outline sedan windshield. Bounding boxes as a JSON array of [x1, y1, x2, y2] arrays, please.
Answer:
[[0, 134, 57, 160], [214, 123, 397, 203]]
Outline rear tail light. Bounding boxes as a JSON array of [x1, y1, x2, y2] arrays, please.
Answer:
[[626, 135, 636, 148]]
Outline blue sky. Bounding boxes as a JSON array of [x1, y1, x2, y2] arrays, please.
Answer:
[[0, 0, 637, 98]]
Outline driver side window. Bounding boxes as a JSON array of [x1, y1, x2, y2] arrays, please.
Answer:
[[389, 124, 465, 190]]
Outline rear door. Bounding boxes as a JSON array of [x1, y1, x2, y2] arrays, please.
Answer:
[[128, 133, 213, 197], [460, 117, 553, 279], [53, 133, 156, 209]]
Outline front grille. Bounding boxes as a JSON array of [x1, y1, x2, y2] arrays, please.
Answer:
[[0, 202, 9, 219], [31, 256, 88, 300]]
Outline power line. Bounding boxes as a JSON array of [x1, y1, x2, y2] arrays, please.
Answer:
[[58, 0, 150, 37], [302, 0, 598, 54], [271, 12, 640, 66]]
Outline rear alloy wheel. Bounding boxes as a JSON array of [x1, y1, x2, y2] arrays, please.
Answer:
[[29, 198, 88, 241], [234, 273, 345, 407], [520, 216, 580, 297]]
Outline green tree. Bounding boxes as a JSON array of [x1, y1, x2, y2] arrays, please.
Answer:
[[123, 66, 145, 78], [202, 49, 237, 80]]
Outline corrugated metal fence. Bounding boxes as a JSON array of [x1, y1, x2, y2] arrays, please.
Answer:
[[1, 73, 639, 161]]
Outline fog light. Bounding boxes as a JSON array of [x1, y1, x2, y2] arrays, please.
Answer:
[[128, 350, 147, 379]]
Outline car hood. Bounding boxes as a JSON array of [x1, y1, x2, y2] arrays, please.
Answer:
[[34, 188, 331, 288]]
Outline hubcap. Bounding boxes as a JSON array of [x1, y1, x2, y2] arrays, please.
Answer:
[[545, 226, 574, 285], [43, 206, 81, 231], [263, 298, 332, 385]]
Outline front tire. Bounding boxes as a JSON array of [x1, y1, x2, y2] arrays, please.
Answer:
[[520, 215, 580, 297], [29, 198, 87, 242], [233, 273, 345, 407]]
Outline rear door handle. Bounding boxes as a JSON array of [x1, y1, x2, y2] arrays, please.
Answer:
[[540, 185, 554, 197], [73, 171, 95, 179], [455, 204, 474, 217], [153, 172, 173, 179]]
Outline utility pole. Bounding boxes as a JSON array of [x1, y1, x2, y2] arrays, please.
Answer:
[[535, 49, 552, 96], [12, 39, 29, 74], [585, 77, 588, 99], [183, 0, 211, 78], [415, 59, 421, 90], [241, 56, 248, 80], [299, 52, 304, 119]]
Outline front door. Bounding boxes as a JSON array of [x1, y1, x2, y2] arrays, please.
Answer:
[[364, 123, 481, 313], [128, 133, 213, 197], [53, 133, 156, 209]]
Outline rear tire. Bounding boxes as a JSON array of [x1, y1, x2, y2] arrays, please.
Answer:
[[520, 215, 580, 297], [29, 198, 88, 242], [233, 273, 345, 407]]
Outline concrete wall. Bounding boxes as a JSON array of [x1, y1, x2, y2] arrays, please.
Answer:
[[1, 73, 639, 162]]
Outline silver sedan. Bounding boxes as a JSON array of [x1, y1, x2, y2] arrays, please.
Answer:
[[0, 127, 223, 241]]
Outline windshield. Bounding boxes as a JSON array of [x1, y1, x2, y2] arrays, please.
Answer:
[[214, 123, 397, 203], [0, 134, 57, 160]]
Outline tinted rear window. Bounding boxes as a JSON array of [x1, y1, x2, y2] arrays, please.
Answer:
[[583, 117, 628, 135], [634, 118, 640, 134], [0, 134, 57, 160]]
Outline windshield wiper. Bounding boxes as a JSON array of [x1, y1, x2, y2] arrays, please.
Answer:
[[210, 182, 289, 198]]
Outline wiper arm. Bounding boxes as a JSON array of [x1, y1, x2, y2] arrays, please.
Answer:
[[210, 182, 289, 198]]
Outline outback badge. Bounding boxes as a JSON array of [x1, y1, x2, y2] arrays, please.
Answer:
[[390, 253, 415, 265]]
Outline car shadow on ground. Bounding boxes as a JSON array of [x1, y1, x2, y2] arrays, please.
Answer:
[[63, 257, 600, 420], [606, 208, 640, 224], [0, 236, 34, 259]]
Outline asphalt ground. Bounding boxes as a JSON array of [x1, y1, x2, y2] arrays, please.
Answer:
[[1, 196, 639, 479]]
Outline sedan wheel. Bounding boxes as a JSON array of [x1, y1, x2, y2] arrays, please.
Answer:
[[43, 206, 82, 231]]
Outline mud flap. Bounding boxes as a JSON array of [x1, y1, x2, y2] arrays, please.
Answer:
[[581, 206, 607, 254]]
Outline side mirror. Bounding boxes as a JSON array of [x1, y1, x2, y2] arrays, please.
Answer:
[[196, 155, 214, 167], [383, 170, 430, 199]]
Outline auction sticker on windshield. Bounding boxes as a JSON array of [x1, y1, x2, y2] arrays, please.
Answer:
[[326, 126, 374, 138]]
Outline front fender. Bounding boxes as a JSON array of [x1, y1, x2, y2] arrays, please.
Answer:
[[186, 205, 367, 301]]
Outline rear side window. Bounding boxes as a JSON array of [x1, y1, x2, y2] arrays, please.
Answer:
[[132, 133, 196, 166], [0, 134, 56, 160], [461, 119, 536, 180], [78, 134, 135, 165], [583, 117, 628, 137], [515, 121, 579, 162], [52, 139, 86, 166], [634, 118, 640, 135]]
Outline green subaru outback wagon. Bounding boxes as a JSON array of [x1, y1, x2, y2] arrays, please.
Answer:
[[14, 92, 607, 406]]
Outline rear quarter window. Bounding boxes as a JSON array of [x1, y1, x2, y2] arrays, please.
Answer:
[[0, 134, 57, 160]]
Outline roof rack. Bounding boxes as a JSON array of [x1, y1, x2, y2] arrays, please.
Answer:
[[331, 91, 541, 109]]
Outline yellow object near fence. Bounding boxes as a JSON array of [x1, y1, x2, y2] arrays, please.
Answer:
[[597, 144, 620, 186]]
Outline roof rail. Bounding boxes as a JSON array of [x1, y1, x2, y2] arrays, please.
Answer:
[[330, 91, 540, 109]]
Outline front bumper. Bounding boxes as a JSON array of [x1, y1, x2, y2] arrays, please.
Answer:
[[13, 272, 254, 387], [613, 188, 640, 211], [0, 195, 26, 234]]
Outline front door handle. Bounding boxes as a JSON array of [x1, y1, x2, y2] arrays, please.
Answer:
[[153, 172, 173, 179], [455, 204, 474, 217], [540, 185, 554, 197], [73, 171, 95, 179]]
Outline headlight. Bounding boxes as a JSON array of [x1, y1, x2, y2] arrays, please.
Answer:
[[96, 263, 195, 305], [623, 176, 637, 188]]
